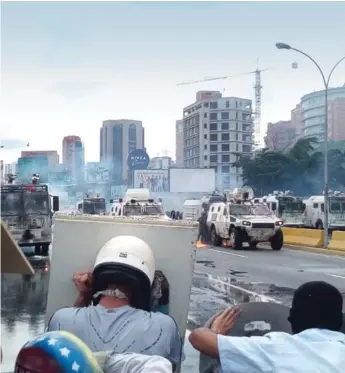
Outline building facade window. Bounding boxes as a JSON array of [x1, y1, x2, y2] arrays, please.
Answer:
[[210, 144, 218, 152], [128, 124, 137, 154], [210, 122, 218, 130], [221, 122, 229, 130], [210, 134, 218, 142], [222, 154, 230, 163], [221, 112, 229, 120], [113, 125, 123, 182], [210, 113, 217, 120], [221, 133, 229, 141], [210, 102, 218, 109]]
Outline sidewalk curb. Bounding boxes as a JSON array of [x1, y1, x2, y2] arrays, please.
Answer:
[[284, 244, 345, 257]]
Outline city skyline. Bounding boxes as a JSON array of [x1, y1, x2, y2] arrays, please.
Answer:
[[1, 1, 345, 163]]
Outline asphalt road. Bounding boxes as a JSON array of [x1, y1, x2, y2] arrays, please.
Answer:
[[181, 244, 345, 373], [192, 243, 345, 309]]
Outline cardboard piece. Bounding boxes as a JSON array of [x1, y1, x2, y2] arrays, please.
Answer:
[[46, 216, 198, 341], [1, 219, 35, 275]]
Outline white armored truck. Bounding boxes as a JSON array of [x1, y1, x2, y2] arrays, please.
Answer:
[[303, 191, 345, 230], [207, 187, 284, 250], [109, 188, 170, 220], [262, 191, 306, 227]]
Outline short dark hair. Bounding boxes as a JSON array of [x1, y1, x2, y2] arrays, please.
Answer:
[[288, 281, 343, 333]]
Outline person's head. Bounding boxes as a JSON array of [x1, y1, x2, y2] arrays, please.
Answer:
[[288, 281, 343, 334], [15, 330, 102, 373], [92, 235, 156, 311]]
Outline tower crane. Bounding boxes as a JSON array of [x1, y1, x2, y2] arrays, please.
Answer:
[[177, 63, 271, 148]]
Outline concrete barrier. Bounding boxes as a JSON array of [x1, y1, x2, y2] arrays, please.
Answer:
[[282, 227, 324, 247], [328, 231, 345, 252]]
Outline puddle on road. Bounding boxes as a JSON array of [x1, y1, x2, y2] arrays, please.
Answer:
[[1, 257, 50, 372]]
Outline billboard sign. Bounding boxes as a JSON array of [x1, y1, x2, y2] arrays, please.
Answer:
[[169, 168, 215, 193], [86, 162, 110, 183], [134, 170, 169, 192], [110, 185, 127, 199], [127, 149, 150, 170]]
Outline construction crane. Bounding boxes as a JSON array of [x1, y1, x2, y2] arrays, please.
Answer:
[[177, 62, 271, 148]]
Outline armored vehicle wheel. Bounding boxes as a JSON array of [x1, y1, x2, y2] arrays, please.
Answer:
[[270, 229, 283, 250], [211, 226, 222, 246], [230, 227, 243, 250]]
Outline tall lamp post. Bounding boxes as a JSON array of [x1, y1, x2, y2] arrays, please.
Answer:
[[276, 42, 345, 249]]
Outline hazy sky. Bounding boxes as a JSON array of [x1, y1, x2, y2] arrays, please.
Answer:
[[1, 1, 345, 162]]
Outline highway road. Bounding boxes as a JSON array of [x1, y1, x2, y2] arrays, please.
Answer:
[[182, 244, 345, 372], [188, 243, 345, 328]]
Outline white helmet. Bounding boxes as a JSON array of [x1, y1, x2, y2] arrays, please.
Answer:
[[92, 236, 156, 311]]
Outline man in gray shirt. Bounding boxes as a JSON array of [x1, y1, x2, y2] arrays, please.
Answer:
[[47, 236, 184, 368]]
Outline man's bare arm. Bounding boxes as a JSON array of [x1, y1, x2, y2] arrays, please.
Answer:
[[189, 328, 219, 359]]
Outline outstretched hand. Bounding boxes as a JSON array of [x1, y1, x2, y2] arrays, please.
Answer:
[[211, 307, 241, 335]]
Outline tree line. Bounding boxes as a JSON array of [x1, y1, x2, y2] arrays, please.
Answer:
[[232, 137, 345, 196]]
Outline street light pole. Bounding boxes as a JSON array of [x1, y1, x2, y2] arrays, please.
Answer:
[[275, 43, 345, 249]]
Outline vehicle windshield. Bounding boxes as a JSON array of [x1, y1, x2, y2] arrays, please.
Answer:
[[143, 205, 164, 215], [123, 204, 143, 216], [280, 201, 305, 213], [329, 200, 345, 213], [230, 204, 251, 216], [250, 204, 271, 216], [83, 199, 106, 214], [1, 192, 23, 215], [23, 192, 50, 215]]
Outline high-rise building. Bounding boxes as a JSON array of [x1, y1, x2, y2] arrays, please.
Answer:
[[21, 150, 59, 167], [291, 103, 303, 139], [265, 120, 298, 152], [62, 135, 85, 183], [182, 91, 254, 190], [100, 119, 145, 183], [149, 156, 172, 169], [300, 86, 345, 142], [175, 120, 184, 167]]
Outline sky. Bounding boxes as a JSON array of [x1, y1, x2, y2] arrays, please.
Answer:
[[1, 1, 345, 163]]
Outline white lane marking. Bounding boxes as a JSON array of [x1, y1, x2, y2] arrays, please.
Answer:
[[327, 274, 345, 280], [285, 248, 345, 261], [208, 248, 248, 258], [195, 270, 281, 304]]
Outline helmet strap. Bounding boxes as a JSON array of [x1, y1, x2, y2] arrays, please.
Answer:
[[93, 288, 127, 299]]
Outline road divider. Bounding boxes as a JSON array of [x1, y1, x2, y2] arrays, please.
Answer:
[[328, 231, 345, 252], [282, 227, 323, 247]]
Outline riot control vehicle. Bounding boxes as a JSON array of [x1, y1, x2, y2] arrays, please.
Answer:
[[109, 188, 170, 220], [303, 191, 345, 230], [207, 187, 284, 250], [1, 174, 59, 256], [263, 191, 306, 227], [76, 194, 106, 215]]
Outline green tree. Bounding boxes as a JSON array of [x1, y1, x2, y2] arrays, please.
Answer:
[[232, 137, 344, 195]]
